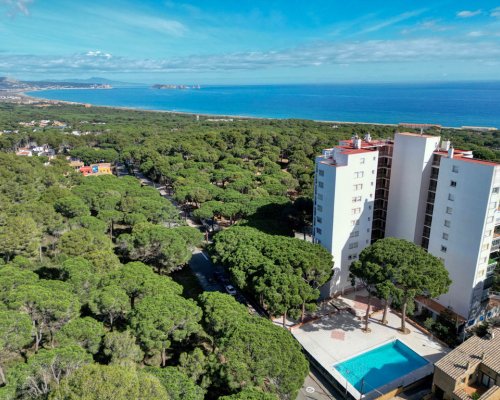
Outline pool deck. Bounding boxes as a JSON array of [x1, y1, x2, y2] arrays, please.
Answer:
[[291, 290, 449, 399]]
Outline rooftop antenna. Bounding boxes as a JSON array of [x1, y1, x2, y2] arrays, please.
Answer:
[[420, 128, 424, 135]]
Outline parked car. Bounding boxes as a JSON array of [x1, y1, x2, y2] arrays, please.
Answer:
[[225, 285, 237, 295]]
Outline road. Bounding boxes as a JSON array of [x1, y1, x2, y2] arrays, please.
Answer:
[[120, 164, 341, 399]]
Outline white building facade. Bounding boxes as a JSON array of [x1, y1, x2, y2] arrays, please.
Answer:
[[313, 137, 379, 296], [313, 132, 500, 326]]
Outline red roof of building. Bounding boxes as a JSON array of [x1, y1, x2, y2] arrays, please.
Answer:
[[340, 148, 376, 155], [434, 151, 499, 167]]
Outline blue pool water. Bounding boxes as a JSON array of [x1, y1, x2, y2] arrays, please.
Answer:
[[334, 340, 428, 393]]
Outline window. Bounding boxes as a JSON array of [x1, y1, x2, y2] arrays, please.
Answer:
[[360, 158, 365, 164], [452, 165, 459, 173], [367, 228, 370, 232], [448, 193, 455, 201], [441, 245, 447, 253], [352, 196, 362, 202], [354, 171, 364, 178], [481, 243, 489, 251], [442, 233, 449, 240], [353, 184, 363, 191], [493, 187, 499, 194], [318, 181, 324, 188], [351, 220, 359, 226], [316, 217, 322, 224], [372, 170, 375, 174], [485, 230, 492, 237], [490, 201, 497, 209], [348, 254, 358, 260], [350, 231, 359, 238], [352, 208, 361, 215], [371, 181, 374, 186], [487, 216, 494, 223], [318, 169, 325, 176], [317, 193, 323, 201], [316, 227, 322, 234], [444, 220, 451, 227], [348, 242, 358, 249], [446, 207, 453, 214], [450, 180, 457, 187], [317, 205, 323, 212]]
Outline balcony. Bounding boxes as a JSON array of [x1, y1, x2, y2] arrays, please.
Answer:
[[487, 259, 497, 276], [491, 237, 500, 252]]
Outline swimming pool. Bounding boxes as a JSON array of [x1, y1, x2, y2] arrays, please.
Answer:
[[334, 340, 429, 393]]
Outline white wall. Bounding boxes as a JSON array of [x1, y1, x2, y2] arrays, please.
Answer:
[[428, 157, 497, 319], [386, 133, 441, 242], [314, 150, 378, 297]]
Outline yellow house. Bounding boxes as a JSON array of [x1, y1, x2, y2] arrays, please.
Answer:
[[88, 163, 112, 176]]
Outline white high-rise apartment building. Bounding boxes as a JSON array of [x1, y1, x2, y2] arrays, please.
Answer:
[[313, 132, 500, 326]]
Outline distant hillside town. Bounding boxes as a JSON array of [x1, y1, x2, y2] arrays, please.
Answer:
[[0, 77, 112, 91]]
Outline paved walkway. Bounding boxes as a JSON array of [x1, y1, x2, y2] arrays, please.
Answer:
[[297, 366, 343, 400]]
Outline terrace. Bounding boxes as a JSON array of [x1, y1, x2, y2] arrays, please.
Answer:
[[291, 290, 449, 399]]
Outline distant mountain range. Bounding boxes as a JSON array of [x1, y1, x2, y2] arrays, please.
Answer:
[[0, 76, 143, 90], [56, 77, 145, 87]]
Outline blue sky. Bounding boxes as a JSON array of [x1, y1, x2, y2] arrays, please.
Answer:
[[1, 0, 500, 84]]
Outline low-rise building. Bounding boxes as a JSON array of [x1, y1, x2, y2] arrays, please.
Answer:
[[69, 159, 84, 170], [15, 148, 32, 156], [79, 163, 112, 176], [433, 328, 500, 400]]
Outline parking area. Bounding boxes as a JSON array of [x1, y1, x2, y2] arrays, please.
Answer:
[[188, 249, 261, 314]]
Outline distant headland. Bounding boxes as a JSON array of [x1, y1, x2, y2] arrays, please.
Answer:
[[152, 84, 201, 90]]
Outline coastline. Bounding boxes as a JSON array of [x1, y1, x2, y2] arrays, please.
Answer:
[[22, 90, 407, 127], [9, 89, 495, 131]]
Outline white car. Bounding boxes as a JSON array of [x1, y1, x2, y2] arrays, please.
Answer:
[[225, 285, 237, 295]]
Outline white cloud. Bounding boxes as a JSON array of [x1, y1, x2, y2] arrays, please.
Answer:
[[401, 19, 451, 34], [1, 38, 500, 75], [86, 50, 112, 59], [468, 31, 484, 37], [359, 9, 427, 34], [491, 7, 500, 18], [457, 10, 482, 18], [0, 0, 33, 16]]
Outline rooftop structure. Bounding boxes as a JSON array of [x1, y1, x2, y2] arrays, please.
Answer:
[[433, 328, 500, 400], [313, 132, 500, 326], [15, 148, 32, 156]]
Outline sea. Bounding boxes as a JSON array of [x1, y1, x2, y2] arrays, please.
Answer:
[[27, 82, 500, 128]]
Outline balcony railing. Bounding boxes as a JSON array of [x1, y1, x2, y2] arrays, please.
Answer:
[[491, 238, 500, 252]]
